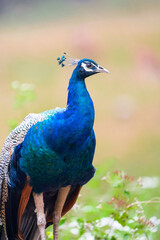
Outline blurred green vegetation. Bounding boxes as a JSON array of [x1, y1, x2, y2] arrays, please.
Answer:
[[0, 0, 160, 239], [46, 171, 160, 239]]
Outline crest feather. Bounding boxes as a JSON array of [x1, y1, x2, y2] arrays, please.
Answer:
[[57, 53, 79, 67]]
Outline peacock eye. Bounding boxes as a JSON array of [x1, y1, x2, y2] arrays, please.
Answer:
[[86, 63, 92, 68]]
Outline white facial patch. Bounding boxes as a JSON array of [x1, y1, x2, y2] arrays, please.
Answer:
[[81, 62, 95, 72]]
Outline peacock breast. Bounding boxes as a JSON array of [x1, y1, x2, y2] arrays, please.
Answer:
[[19, 127, 96, 193]]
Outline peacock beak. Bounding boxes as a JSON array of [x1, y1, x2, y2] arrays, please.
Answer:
[[97, 65, 110, 74]]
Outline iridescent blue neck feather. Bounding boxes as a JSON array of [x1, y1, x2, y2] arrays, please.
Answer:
[[67, 67, 95, 135], [67, 68, 94, 118]]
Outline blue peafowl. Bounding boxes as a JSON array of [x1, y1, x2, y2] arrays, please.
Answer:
[[0, 53, 109, 240]]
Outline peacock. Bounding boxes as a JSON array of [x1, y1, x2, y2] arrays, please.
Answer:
[[0, 53, 109, 240]]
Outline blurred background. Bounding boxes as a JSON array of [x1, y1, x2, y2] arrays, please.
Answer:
[[0, 0, 160, 238]]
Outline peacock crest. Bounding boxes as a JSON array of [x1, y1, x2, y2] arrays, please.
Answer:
[[57, 52, 79, 67]]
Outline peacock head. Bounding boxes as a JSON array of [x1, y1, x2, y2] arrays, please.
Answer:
[[57, 53, 109, 79]]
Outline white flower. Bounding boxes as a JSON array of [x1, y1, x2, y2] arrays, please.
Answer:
[[133, 216, 139, 221], [149, 216, 160, 232], [96, 217, 114, 228], [105, 229, 114, 238], [101, 176, 107, 181], [128, 219, 134, 224], [123, 226, 130, 232], [135, 235, 149, 240], [79, 232, 94, 240], [96, 203, 102, 209], [11, 81, 19, 89], [70, 228, 79, 235], [72, 203, 80, 210], [20, 83, 35, 91], [150, 216, 160, 226], [68, 221, 80, 228], [141, 177, 159, 189], [96, 217, 131, 238], [84, 222, 94, 231]]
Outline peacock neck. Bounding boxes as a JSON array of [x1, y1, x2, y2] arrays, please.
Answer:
[[67, 73, 95, 129], [44, 72, 95, 154]]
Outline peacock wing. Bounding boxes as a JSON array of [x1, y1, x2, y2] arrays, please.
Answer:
[[0, 108, 63, 239]]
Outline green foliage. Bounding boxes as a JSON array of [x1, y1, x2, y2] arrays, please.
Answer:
[[11, 81, 35, 109], [46, 171, 160, 240], [8, 81, 36, 131], [7, 118, 19, 131]]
